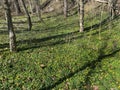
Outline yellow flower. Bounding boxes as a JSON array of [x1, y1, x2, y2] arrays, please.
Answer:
[[118, 85, 120, 89]]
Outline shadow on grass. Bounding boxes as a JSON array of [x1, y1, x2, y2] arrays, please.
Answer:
[[78, 42, 108, 89], [39, 45, 120, 90], [0, 14, 110, 35], [17, 30, 79, 51], [18, 19, 109, 52], [0, 21, 77, 35], [0, 43, 8, 49], [34, 21, 78, 33], [0, 28, 28, 35], [85, 16, 110, 31], [0, 16, 114, 51], [0, 43, 9, 52]]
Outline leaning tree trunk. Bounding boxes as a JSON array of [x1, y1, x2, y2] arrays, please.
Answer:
[[14, 0, 22, 15], [64, 0, 68, 18], [21, 0, 32, 31], [79, 0, 84, 32], [4, 0, 17, 52]]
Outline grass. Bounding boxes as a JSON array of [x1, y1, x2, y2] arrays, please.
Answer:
[[0, 11, 120, 90]]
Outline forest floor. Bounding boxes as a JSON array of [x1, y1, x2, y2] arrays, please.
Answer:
[[0, 12, 120, 90]]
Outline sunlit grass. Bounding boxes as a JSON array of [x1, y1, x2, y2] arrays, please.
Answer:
[[0, 12, 120, 90]]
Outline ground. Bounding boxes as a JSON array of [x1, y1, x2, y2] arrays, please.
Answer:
[[0, 10, 120, 90]]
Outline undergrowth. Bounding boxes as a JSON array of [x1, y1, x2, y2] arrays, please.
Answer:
[[0, 12, 120, 90]]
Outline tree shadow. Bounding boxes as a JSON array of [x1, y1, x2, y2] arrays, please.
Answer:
[[85, 16, 110, 31], [0, 43, 9, 52], [29, 15, 111, 34], [0, 16, 115, 51], [39, 43, 120, 90], [0, 19, 77, 35], [0, 13, 110, 36], [0, 28, 30, 35], [0, 43, 8, 48], [78, 42, 108, 89], [17, 30, 79, 51], [18, 17, 109, 52], [85, 13, 120, 32]]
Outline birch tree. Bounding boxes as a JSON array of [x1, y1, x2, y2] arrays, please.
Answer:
[[64, 0, 68, 18], [79, 0, 84, 32], [4, 0, 17, 52]]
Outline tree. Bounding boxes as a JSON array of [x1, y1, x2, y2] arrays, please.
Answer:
[[28, 0, 35, 14], [35, 0, 42, 21], [108, 0, 118, 19], [4, 0, 17, 52], [21, 0, 32, 31], [64, 0, 68, 18], [79, 0, 84, 32], [71, 0, 75, 5], [14, 0, 22, 15], [77, 0, 80, 15]]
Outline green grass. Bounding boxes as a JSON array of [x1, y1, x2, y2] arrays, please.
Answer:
[[0, 12, 120, 90]]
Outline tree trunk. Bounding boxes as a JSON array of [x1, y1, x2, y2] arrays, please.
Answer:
[[21, 0, 32, 31], [4, 0, 17, 52], [35, 0, 42, 21], [28, 0, 35, 14], [14, 0, 22, 15], [77, 0, 80, 15], [108, 0, 118, 19], [64, 0, 68, 18], [79, 0, 84, 32], [112, 0, 118, 17], [71, 0, 75, 5]]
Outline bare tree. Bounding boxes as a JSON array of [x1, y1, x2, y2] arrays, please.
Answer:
[[21, 0, 32, 31], [71, 0, 76, 5], [28, 0, 36, 14], [64, 0, 68, 18], [35, 0, 42, 21], [79, 0, 84, 32], [14, 0, 22, 15], [77, 0, 80, 15], [4, 0, 17, 52], [110, 0, 118, 18]]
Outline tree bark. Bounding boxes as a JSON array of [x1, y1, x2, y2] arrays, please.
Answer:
[[21, 0, 32, 31], [14, 0, 22, 15], [71, 0, 75, 5], [64, 0, 68, 18], [35, 0, 42, 21], [29, 0, 35, 14], [4, 0, 17, 52], [77, 0, 80, 15], [108, 0, 118, 19], [79, 0, 84, 32]]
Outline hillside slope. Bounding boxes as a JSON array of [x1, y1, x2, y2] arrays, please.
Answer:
[[0, 1, 120, 89]]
